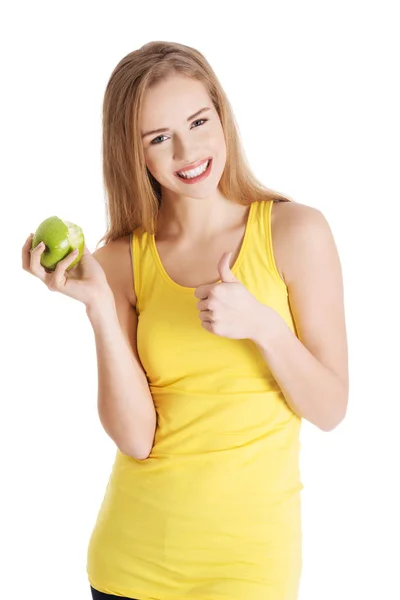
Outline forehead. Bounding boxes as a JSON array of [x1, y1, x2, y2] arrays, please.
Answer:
[[140, 75, 211, 124]]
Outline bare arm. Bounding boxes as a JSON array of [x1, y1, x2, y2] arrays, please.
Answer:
[[87, 239, 156, 459], [251, 204, 349, 432]]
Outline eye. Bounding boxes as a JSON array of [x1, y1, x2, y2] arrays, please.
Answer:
[[150, 134, 168, 146], [192, 118, 208, 128], [150, 118, 208, 145]]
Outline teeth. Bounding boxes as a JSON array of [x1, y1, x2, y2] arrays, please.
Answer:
[[178, 160, 209, 179]]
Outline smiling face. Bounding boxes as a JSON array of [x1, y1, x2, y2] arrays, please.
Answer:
[[140, 73, 227, 202]]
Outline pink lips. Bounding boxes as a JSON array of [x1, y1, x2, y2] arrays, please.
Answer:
[[174, 158, 213, 184], [174, 157, 211, 174]]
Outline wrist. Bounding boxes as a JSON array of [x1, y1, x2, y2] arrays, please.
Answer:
[[85, 290, 116, 320], [249, 303, 286, 349]]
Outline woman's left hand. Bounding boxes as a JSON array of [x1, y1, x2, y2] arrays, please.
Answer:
[[194, 252, 275, 341]]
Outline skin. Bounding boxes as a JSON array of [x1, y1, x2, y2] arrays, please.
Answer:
[[140, 73, 271, 343], [141, 73, 249, 242]]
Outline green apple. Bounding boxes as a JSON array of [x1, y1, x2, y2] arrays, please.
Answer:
[[31, 216, 85, 271]]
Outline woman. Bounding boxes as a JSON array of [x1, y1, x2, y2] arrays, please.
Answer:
[[22, 41, 349, 600]]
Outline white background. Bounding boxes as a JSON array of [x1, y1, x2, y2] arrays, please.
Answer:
[[2, 1, 399, 598]]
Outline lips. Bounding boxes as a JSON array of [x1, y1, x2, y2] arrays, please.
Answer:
[[174, 157, 212, 175], [174, 158, 212, 184]]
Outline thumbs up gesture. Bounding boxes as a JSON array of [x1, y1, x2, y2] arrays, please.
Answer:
[[194, 251, 273, 341]]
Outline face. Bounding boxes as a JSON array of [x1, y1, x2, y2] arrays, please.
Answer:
[[140, 74, 227, 202]]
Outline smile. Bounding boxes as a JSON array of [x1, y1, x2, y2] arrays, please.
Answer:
[[174, 158, 212, 184]]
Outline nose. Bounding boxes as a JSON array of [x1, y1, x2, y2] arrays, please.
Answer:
[[172, 135, 201, 163]]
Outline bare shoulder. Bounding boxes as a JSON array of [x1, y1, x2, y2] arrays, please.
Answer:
[[272, 199, 349, 412], [92, 234, 136, 307], [271, 200, 328, 285]]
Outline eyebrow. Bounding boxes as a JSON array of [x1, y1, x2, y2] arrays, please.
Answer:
[[141, 107, 211, 139]]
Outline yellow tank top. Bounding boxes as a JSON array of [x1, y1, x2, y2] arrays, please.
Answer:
[[87, 199, 304, 600]]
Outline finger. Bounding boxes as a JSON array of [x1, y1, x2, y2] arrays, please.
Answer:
[[24, 233, 34, 245], [51, 248, 79, 284], [196, 299, 208, 311], [194, 285, 211, 300], [22, 234, 34, 271], [30, 241, 48, 281], [199, 310, 213, 323]]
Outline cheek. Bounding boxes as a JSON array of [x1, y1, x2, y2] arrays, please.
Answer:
[[215, 131, 227, 167], [144, 154, 159, 178], [143, 151, 153, 169], [144, 153, 171, 185], [219, 138, 227, 161], [214, 125, 227, 152], [144, 147, 167, 166], [144, 159, 158, 184]]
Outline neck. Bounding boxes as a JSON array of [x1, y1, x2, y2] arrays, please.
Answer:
[[156, 194, 248, 242]]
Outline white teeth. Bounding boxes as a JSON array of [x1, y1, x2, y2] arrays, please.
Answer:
[[177, 160, 209, 179]]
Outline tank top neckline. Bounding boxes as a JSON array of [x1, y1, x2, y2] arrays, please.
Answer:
[[149, 200, 257, 293]]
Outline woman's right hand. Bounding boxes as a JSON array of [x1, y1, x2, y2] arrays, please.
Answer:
[[22, 233, 114, 308]]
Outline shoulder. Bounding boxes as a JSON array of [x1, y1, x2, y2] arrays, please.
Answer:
[[272, 200, 349, 407], [92, 234, 136, 307], [271, 200, 332, 285]]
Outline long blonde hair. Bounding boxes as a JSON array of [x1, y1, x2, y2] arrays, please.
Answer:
[[96, 41, 294, 248]]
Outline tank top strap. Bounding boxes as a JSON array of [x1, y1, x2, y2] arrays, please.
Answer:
[[243, 199, 287, 289], [131, 199, 287, 314], [130, 227, 149, 314]]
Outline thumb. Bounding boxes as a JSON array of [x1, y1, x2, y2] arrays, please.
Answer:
[[218, 252, 238, 283]]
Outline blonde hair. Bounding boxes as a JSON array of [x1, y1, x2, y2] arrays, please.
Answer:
[[96, 41, 294, 248]]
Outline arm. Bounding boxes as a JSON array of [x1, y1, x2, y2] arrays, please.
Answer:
[[252, 308, 347, 431], [250, 205, 349, 432], [87, 240, 156, 459]]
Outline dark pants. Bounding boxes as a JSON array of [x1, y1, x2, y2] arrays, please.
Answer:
[[90, 585, 138, 599]]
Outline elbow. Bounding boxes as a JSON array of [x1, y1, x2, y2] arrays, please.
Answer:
[[117, 412, 157, 460], [132, 440, 154, 460], [119, 427, 156, 460], [119, 443, 153, 460], [319, 385, 349, 432], [320, 406, 348, 432], [131, 449, 152, 461], [320, 420, 341, 433]]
